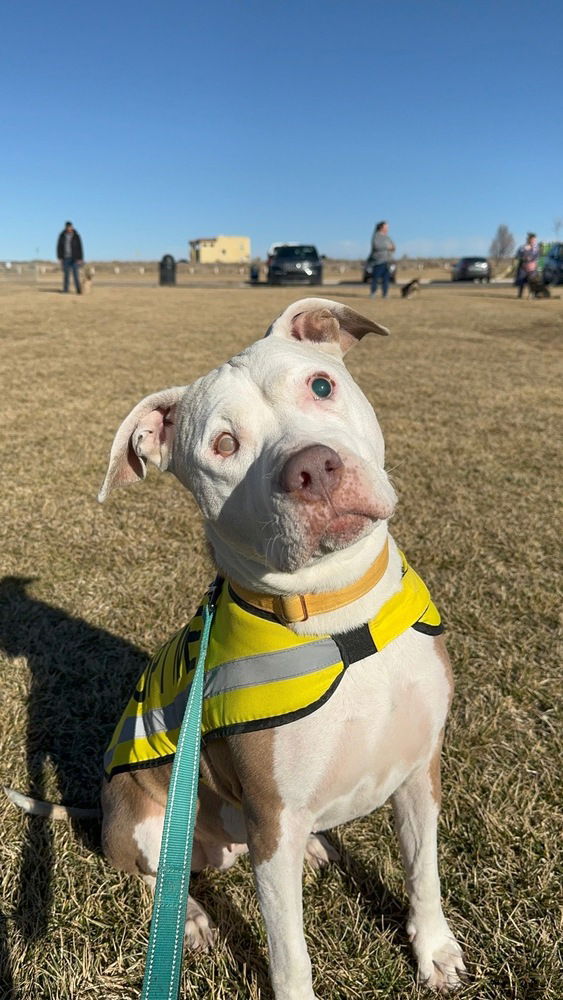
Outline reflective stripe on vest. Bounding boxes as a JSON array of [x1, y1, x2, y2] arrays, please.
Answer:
[[104, 551, 443, 780]]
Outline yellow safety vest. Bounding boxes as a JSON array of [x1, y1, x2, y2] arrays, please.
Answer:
[[104, 552, 443, 780]]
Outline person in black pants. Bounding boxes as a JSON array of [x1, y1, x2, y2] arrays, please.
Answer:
[[56, 221, 84, 293]]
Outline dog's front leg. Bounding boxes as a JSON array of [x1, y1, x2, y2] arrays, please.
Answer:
[[247, 806, 317, 1000], [392, 758, 466, 991]]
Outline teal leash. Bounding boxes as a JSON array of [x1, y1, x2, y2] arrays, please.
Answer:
[[140, 591, 216, 1000]]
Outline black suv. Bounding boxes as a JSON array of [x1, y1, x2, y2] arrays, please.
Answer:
[[267, 244, 323, 286], [451, 257, 491, 282]]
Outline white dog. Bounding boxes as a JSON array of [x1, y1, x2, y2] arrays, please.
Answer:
[[11, 298, 466, 998]]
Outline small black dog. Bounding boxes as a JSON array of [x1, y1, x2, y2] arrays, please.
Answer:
[[527, 274, 551, 298], [401, 279, 420, 299]]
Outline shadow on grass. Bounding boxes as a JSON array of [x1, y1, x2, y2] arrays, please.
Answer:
[[332, 833, 411, 952], [0, 575, 148, 989], [0, 913, 13, 999], [190, 870, 272, 995]]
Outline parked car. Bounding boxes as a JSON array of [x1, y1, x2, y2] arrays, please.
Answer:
[[541, 243, 563, 285], [267, 244, 323, 286], [451, 257, 491, 282], [267, 242, 300, 257], [362, 257, 397, 284]]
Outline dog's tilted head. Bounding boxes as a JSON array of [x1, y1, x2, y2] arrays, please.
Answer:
[[99, 298, 397, 581]]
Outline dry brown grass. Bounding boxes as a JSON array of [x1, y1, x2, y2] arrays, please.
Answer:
[[0, 282, 561, 999]]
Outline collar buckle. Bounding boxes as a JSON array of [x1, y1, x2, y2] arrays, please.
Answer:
[[274, 593, 309, 625]]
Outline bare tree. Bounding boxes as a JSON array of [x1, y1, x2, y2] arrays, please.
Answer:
[[554, 218, 562, 237], [489, 224, 515, 262]]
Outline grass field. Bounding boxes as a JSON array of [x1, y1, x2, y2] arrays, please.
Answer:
[[0, 281, 561, 999]]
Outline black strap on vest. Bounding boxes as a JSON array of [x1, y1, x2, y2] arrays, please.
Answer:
[[333, 624, 378, 665]]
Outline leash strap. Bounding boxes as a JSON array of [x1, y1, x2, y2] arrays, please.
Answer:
[[140, 594, 215, 1000]]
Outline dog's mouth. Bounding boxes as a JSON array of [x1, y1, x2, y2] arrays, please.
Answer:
[[266, 503, 385, 571], [210, 502, 386, 577], [316, 510, 379, 552]]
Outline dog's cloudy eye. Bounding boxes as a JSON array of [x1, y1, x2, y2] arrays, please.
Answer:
[[214, 432, 239, 457], [310, 376, 333, 399]]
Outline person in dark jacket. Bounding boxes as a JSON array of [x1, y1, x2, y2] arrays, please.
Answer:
[[514, 232, 540, 298], [56, 221, 84, 293]]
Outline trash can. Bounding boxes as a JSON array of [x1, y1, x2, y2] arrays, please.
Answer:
[[249, 262, 260, 284], [159, 254, 176, 286]]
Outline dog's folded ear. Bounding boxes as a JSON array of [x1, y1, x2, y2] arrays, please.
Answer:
[[265, 298, 389, 355], [98, 387, 185, 502]]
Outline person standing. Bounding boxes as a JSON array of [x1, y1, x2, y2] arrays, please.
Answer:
[[514, 233, 539, 298], [369, 220, 395, 298], [56, 221, 84, 293]]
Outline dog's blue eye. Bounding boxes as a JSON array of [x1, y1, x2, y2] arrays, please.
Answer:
[[311, 377, 333, 398]]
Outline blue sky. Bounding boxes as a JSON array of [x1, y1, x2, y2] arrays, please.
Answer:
[[2, 0, 562, 261]]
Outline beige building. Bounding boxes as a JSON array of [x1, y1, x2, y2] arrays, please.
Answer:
[[189, 235, 251, 264]]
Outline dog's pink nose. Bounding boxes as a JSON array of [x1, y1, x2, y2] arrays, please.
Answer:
[[279, 445, 343, 501]]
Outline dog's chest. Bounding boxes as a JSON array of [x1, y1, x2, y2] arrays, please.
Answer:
[[272, 629, 450, 830]]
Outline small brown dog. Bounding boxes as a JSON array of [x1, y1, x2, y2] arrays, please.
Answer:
[[401, 278, 420, 298], [527, 274, 550, 298], [81, 264, 93, 294]]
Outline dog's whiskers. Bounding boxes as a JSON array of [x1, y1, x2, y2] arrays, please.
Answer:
[[264, 529, 281, 569], [385, 459, 406, 475]]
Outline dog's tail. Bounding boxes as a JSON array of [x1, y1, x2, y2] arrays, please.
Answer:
[[4, 787, 100, 821]]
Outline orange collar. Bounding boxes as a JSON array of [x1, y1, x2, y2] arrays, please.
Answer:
[[228, 539, 390, 624]]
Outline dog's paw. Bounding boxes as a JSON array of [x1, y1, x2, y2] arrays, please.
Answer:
[[408, 918, 466, 992], [185, 895, 217, 951], [305, 833, 340, 870]]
